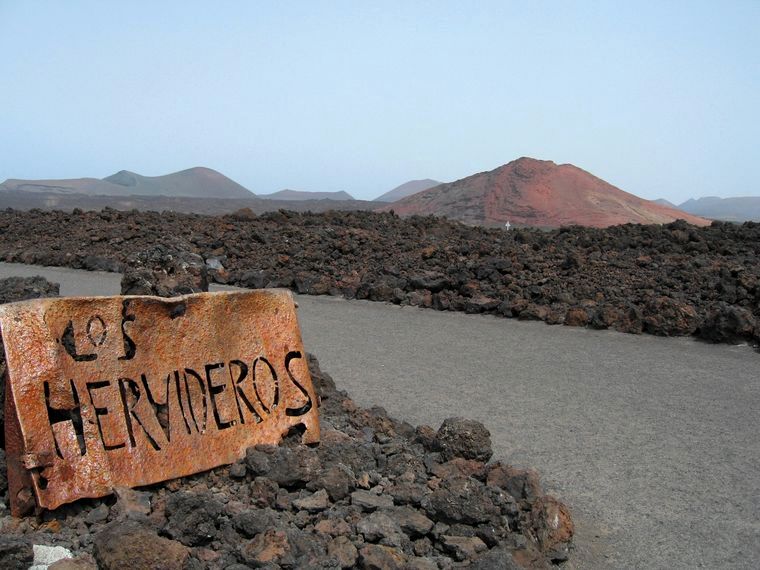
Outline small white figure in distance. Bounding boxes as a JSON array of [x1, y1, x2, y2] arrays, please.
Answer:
[[504, 221, 511, 230]]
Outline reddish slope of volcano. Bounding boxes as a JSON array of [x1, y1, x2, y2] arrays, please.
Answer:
[[380, 158, 709, 228]]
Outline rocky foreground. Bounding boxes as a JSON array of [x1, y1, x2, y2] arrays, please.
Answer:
[[0, 276, 573, 569], [0, 208, 758, 348]]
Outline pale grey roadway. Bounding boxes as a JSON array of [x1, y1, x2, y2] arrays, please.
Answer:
[[1, 263, 759, 569]]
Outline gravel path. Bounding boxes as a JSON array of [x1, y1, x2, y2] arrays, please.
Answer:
[[1, 262, 758, 569]]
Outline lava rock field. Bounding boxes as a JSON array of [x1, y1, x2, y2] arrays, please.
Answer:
[[0, 208, 758, 347]]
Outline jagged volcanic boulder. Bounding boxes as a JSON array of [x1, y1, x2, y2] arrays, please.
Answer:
[[436, 417, 494, 463], [0, 276, 60, 305], [120, 244, 208, 296], [0, 536, 33, 569], [642, 297, 699, 336], [697, 302, 756, 344], [93, 520, 190, 570]]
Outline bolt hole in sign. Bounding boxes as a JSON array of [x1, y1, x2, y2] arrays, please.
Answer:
[[0, 290, 320, 516]]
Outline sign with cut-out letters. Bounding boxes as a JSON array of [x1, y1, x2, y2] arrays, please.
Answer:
[[1, 290, 319, 516]]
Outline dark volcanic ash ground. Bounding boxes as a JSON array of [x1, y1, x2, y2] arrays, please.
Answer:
[[0, 208, 758, 349]]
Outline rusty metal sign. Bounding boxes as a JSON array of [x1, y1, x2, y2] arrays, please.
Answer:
[[0, 290, 320, 515]]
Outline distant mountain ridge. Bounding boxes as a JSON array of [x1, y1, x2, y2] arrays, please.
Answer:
[[258, 189, 354, 201], [0, 189, 374, 216], [677, 196, 760, 222], [374, 179, 442, 202], [379, 157, 709, 228], [0, 167, 253, 199], [6, 162, 749, 225], [1, 177, 122, 196]]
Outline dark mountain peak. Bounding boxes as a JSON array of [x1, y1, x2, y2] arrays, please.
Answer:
[[259, 189, 355, 201], [177, 166, 224, 177], [512, 156, 556, 167], [104, 170, 139, 186], [374, 178, 442, 202], [484, 157, 565, 182], [678, 195, 760, 222], [9, 167, 253, 199]]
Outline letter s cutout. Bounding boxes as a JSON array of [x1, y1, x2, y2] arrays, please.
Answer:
[[284, 351, 313, 417]]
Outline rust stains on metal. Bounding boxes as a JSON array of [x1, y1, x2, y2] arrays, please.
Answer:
[[0, 290, 320, 515]]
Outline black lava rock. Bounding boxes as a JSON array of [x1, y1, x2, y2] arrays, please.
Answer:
[[436, 417, 493, 462]]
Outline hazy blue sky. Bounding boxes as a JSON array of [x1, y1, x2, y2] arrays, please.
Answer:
[[1, 1, 758, 202]]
